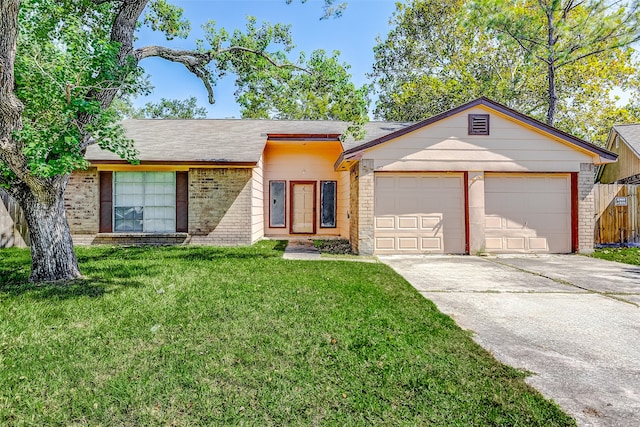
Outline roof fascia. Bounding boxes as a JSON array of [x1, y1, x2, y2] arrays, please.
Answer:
[[267, 133, 341, 142], [90, 160, 257, 167]]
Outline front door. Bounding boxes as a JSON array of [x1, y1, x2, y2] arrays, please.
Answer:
[[291, 181, 316, 234]]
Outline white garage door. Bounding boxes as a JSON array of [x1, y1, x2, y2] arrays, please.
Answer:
[[374, 174, 466, 254], [484, 174, 571, 253]]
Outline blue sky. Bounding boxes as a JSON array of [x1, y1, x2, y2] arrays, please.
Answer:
[[134, 0, 398, 118]]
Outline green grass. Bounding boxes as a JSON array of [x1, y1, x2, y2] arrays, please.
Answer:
[[0, 242, 574, 426], [591, 247, 640, 265]]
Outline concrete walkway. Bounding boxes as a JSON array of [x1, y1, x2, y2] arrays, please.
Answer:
[[282, 239, 321, 260], [380, 254, 640, 427]]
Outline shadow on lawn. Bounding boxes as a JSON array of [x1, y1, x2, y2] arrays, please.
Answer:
[[0, 241, 289, 300], [0, 254, 153, 301], [0, 272, 147, 301], [134, 241, 289, 262]]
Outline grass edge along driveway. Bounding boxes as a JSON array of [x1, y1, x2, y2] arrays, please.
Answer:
[[0, 242, 575, 426]]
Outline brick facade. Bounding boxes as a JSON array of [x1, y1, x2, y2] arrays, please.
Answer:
[[349, 163, 359, 253], [188, 168, 254, 245], [64, 167, 256, 246], [65, 168, 100, 245], [354, 159, 375, 255], [578, 163, 595, 253]]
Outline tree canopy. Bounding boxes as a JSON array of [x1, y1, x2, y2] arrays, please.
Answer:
[[371, 0, 640, 144], [123, 97, 208, 119]]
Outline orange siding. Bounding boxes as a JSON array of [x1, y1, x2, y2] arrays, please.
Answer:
[[262, 140, 347, 237]]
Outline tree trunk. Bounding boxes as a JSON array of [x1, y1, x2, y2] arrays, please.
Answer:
[[546, 61, 557, 126], [17, 180, 81, 283], [545, 5, 557, 126]]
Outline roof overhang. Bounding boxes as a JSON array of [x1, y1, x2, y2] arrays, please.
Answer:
[[267, 133, 341, 142], [90, 160, 257, 171]]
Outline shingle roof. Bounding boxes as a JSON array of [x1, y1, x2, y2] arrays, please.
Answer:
[[85, 119, 413, 164], [612, 124, 640, 158]]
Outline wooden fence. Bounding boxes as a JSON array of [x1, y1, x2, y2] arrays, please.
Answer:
[[594, 184, 640, 245], [0, 189, 29, 248]]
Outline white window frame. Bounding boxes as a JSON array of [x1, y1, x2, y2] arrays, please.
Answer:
[[113, 172, 176, 233]]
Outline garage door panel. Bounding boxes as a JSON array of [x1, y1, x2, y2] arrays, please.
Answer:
[[485, 174, 571, 253], [398, 176, 420, 188], [398, 216, 418, 229], [527, 215, 570, 232], [421, 237, 442, 250], [397, 198, 419, 213], [485, 237, 503, 250], [528, 193, 569, 213], [485, 216, 502, 229], [506, 238, 526, 250], [421, 216, 442, 229], [375, 217, 394, 229], [376, 178, 395, 190], [529, 238, 548, 250], [505, 218, 526, 229], [398, 237, 419, 250], [375, 237, 395, 250], [374, 174, 465, 254]]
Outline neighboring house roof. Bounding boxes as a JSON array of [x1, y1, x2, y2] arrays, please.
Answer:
[[337, 97, 617, 168], [595, 123, 640, 183], [86, 119, 413, 165], [610, 124, 640, 157]]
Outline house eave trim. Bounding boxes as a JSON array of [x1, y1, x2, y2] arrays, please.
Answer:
[[89, 160, 258, 167]]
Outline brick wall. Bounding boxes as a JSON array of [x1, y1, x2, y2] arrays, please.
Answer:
[[578, 163, 595, 253], [349, 163, 359, 253], [65, 168, 99, 244], [65, 167, 255, 247], [188, 168, 253, 245], [356, 159, 375, 255]]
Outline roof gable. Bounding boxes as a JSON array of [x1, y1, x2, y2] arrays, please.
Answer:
[[339, 97, 616, 165], [596, 124, 640, 183], [610, 124, 640, 158]]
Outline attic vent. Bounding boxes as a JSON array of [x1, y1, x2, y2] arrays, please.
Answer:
[[468, 114, 490, 135]]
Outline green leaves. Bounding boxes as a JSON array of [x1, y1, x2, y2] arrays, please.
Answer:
[[372, 0, 541, 122], [287, 0, 348, 19], [11, 0, 144, 178], [130, 97, 207, 119], [372, 0, 640, 144], [236, 49, 370, 126], [143, 0, 190, 40]]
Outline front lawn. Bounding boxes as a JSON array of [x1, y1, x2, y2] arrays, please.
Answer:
[[591, 247, 640, 265], [0, 242, 574, 426]]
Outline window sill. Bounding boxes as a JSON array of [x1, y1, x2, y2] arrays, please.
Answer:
[[94, 233, 188, 245]]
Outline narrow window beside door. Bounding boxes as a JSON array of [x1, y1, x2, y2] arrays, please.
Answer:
[[269, 180, 286, 228], [320, 180, 337, 228]]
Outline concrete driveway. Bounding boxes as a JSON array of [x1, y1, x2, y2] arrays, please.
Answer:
[[379, 254, 640, 427]]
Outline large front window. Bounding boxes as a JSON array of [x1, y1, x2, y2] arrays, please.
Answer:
[[113, 172, 176, 232]]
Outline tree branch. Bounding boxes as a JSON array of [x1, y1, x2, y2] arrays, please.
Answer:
[[135, 44, 308, 104]]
